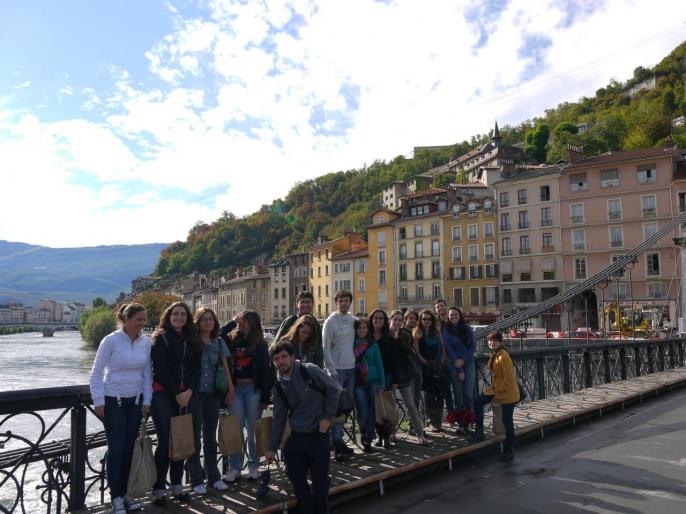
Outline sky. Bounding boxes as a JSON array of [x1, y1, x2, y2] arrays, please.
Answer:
[[1, 0, 686, 248]]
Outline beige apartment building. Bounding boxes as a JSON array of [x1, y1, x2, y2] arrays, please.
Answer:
[[269, 258, 289, 322], [245, 272, 271, 325], [366, 209, 400, 312]]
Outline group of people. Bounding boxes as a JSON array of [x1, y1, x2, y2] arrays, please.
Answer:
[[89, 291, 520, 514]]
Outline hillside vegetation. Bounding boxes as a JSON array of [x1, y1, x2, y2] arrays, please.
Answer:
[[156, 42, 686, 277]]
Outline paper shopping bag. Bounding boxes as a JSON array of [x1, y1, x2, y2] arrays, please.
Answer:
[[492, 404, 506, 435], [169, 409, 195, 461], [217, 413, 242, 456], [375, 390, 398, 425], [126, 423, 156, 497]]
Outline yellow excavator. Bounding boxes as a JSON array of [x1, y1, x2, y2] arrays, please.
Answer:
[[601, 303, 655, 338]]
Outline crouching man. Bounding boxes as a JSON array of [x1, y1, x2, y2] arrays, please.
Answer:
[[265, 340, 341, 514]]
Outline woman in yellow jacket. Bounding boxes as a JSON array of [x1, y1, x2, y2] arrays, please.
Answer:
[[470, 330, 520, 461]]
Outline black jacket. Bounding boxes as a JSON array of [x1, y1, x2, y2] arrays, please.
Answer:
[[151, 328, 201, 397], [227, 334, 274, 405], [379, 331, 414, 387]]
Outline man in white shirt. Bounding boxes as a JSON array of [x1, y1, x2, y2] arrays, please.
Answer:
[[322, 289, 356, 457]]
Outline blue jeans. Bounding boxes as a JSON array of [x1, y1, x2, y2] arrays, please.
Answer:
[[189, 392, 221, 485], [229, 384, 261, 470], [103, 395, 142, 500], [453, 360, 476, 411], [332, 369, 355, 443], [474, 394, 516, 452], [151, 391, 185, 490], [354, 381, 378, 445]]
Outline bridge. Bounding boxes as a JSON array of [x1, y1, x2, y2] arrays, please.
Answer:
[[0, 322, 78, 336]]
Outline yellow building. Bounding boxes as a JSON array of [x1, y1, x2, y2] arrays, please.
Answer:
[[308, 232, 366, 319], [441, 184, 499, 323], [366, 209, 399, 312]]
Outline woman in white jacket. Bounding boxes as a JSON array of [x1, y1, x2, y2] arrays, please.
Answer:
[[89, 303, 152, 514]]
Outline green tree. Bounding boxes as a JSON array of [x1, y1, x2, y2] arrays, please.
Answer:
[[79, 306, 115, 348], [431, 173, 454, 188], [623, 126, 652, 150], [524, 122, 550, 162], [92, 297, 107, 308]]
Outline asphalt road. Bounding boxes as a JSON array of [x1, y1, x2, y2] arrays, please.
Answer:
[[335, 389, 686, 514]]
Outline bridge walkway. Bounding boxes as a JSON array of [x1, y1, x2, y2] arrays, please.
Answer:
[[79, 367, 686, 514]]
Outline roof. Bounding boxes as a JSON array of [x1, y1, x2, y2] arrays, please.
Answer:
[[451, 182, 488, 189], [565, 147, 678, 170], [402, 187, 446, 199], [332, 248, 369, 260], [492, 165, 562, 184]]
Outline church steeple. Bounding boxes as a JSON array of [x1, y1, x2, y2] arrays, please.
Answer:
[[491, 120, 501, 147]]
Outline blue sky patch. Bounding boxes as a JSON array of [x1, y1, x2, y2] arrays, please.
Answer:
[[518, 34, 552, 81]]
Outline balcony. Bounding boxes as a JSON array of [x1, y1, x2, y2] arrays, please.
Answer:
[[542, 245, 555, 252], [500, 224, 511, 231], [469, 255, 478, 261], [573, 243, 586, 251], [468, 234, 477, 240], [518, 222, 529, 229], [519, 248, 531, 255], [484, 232, 494, 239], [610, 240, 623, 248], [608, 211, 621, 220], [571, 216, 583, 224], [485, 253, 495, 260], [642, 208, 656, 218], [541, 219, 553, 227], [501, 249, 513, 256]]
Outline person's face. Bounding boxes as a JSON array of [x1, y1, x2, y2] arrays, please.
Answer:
[[435, 302, 447, 318], [297, 323, 312, 342], [198, 312, 216, 334], [336, 296, 351, 313], [272, 350, 294, 374], [237, 316, 251, 335], [448, 309, 461, 325], [488, 338, 502, 351], [355, 323, 368, 339], [390, 314, 403, 331], [125, 311, 147, 334], [404, 313, 418, 330], [170, 306, 187, 330], [297, 298, 313, 315], [372, 311, 385, 329], [421, 314, 434, 330]]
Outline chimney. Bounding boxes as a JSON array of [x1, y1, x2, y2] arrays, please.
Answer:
[[566, 144, 584, 163]]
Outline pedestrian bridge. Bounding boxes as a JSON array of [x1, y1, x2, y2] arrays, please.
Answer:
[[1, 337, 685, 514], [0, 321, 78, 336]]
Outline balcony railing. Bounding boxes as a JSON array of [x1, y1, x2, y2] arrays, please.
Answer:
[[608, 211, 622, 220], [519, 248, 531, 255], [571, 216, 584, 224], [642, 208, 656, 218], [502, 249, 513, 256], [610, 240, 624, 248], [542, 245, 555, 252], [573, 243, 586, 251], [518, 222, 529, 229], [541, 219, 553, 227], [500, 224, 511, 231]]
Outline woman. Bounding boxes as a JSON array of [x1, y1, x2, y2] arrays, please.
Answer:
[[150, 301, 202, 503], [224, 310, 273, 482], [413, 309, 449, 432], [471, 331, 520, 462], [188, 307, 234, 494], [352, 317, 385, 453], [442, 306, 476, 434], [283, 314, 324, 367], [403, 310, 422, 415], [389, 310, 429, 445], [89, 303, 151, 514], [368, 309, 393, 448]]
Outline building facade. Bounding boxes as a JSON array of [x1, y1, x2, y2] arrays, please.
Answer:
[[366, 209, 400, 312]]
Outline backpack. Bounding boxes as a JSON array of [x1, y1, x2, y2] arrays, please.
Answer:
[[275, 364, 354, 418]]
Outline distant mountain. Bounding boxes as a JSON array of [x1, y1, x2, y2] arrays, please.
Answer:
[[0, 240, 168, 305]]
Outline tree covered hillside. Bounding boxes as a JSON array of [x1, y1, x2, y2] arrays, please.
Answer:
[[156, 41, 686, 277]]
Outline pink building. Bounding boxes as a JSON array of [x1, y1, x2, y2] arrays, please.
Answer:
[[560, 148, 682, 331]]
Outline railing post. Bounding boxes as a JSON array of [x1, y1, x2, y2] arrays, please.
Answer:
[[583, 351, 593, 388], [562, 353, 571, 393], [679, 340, 685, 367], [69, 403, 87, 511], [634, 346, 641, 376], [602, 348, 611, 383], [668, 342, 676, 369], [647, 345, 655, 374], [657, 343, 666, 371], [619, 347, 627, 380], [536, 356, 546, 399]]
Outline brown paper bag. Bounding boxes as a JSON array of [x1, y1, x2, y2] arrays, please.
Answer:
[[169, 410, 195, 461], [492, 404, 506, 435], [126, 424, 156, 498], [375, 390, 397, 425], [255, 416, 291, 456], [217, 413, 242, 456]]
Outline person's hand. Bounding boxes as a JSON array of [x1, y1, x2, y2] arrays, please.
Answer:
[[319, 419, 331, 433], [176, 389, 192, 408], [226, 388, 235, 406], [265, 450, 275, 462], [94, 405, 105, 418], [141, 405, 151, 417], [458, 372, 465, 382], [259, 403, 268, 416], [329, 371, 338, 381], [152, 328, 164, 338]]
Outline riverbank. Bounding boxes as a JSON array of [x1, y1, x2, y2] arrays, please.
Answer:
[[0, 326, 39, 335]]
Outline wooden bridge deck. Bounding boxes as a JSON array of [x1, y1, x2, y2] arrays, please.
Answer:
[[80, 368, 686, 514]]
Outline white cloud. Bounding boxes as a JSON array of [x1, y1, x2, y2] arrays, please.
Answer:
[[1, 0, 686, 247]]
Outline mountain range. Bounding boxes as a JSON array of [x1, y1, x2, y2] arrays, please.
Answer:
[[0, 240, 167, 306]]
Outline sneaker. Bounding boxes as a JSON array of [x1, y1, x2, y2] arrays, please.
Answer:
[[222, 468, 240, 482], [170, 484, 190, 501], [212, 479, 229, 491], [193, 484, 208, 495], [111, 497, 126, 514], [151, 489, 167, 505], [248, 464, 259, 480], [123, 495, 142, 511]]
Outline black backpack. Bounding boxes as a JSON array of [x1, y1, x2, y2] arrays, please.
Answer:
[[275, 364, 354, 418]]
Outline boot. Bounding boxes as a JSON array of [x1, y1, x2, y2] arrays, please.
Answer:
[[500, 448, 514, 462], [469, 429, 485, 443]]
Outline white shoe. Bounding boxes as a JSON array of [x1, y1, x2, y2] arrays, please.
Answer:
[[222, 468, 240, 482], [193, 484, 207, 495], [212, 479, 229, 491], [111, 497, 126, 514], [248, 464, 259, 480], [123, 495, 142, 510]]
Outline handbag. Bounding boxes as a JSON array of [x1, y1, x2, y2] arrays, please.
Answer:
[[215, 362, 228, 396], [217, 413, 242, 456], [126, 420, 156, 498], [374, 389, 398, 425], [169, 407, 195, 461]]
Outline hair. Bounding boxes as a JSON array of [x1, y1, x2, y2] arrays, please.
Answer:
[[354, 316, 368, 332], [269, 339, 294, 360], [389, 309, 404, 320], [284, 314, 319, 355], [434, 299, 447, 308], [158, 301, 203, 352], [229, 309, 266, 352], [413, 309, 440, 341], [116, 302, 146, 324], [296, 290, 314, 303], [367, 308, 389, 341], [487, 330, 503, 343], [334, 289, 353, 302], [403, 309, 419, 324], [194, 306, 220, 339]]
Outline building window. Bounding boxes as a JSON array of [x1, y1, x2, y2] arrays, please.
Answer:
[[470, 287, 480, 307], [543, 271, 555, 280], [399, 287, 408, 302], [453, 288, 463, 307], [574, 257, 587, 280], [641, 195, 656, 218], [520, 272, 531, 281], [399, 244, 407, 260], [608, 199, 621, 220], [500, 213, 511, 231], [519, 235, 530, 255], [570, 173, 587, 191], [359, 298, 366, 314], [416, 285, 424, 301], [468, 224, 478, 240], [518, 211, 529, 229], [415, 262, 424, 280], [399, 264, 407, 280], [484, 222, 493, 238], [503, 289, 512, 303], [679, 192, 686, 212], [414, 241, 423, 258], [502, 273, 512, 282], [571, 203, 584, 224], [431, 240, 440, 256], [501, 237, 512, 256], [600, 168, 619, 187], [379, 270, 386, 285], [379, 290, 387, 305], [540, 185, 550, 201], [452, 226, 462, 241], [637, 164, 656, 184], [358, 279, 365, 292], [647, 282, 666, 299], [499, 191, 510, 207], [430, 221, 440, 236], [646, 253, 660, 276], [542, 232, 553, 251], [469, 245, 478, 261], [450, 267, 465, 280], [414, 224, 423, 237], [317, 285, 321, 298], [518, 288, 536, 303], [274, 288, 279, 299], [484, 199, 493, 211], [541, 207, 552, 226], [378, 232, 386, 246], [432, 261, 441, 279], [609, 225, 623, 248], [282, 288, 286, 299], [325, 265, 329, 276], [469, 265, 483, 279], [432, 284, 441, 300], [399, 227, 406, 239], [452, 246, 462, 262], [485, 263, 498, 278], [643, 222, 658, 240], [485, 287, 497, 305], [379, 249, 386, 264], [325, 285, 329, 296], [377, 215, 385, 224], [485, 243, 495, 260], [517, 189, 528, 205], [357, 258, 367, 272], [572, 229, 585, 251]]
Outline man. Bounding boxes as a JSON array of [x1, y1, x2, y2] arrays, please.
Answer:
[[266, 340, 340, 514], [275, 291, 318, 342], [322, 290, 356, 457], [434, 299, 448, 326]]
